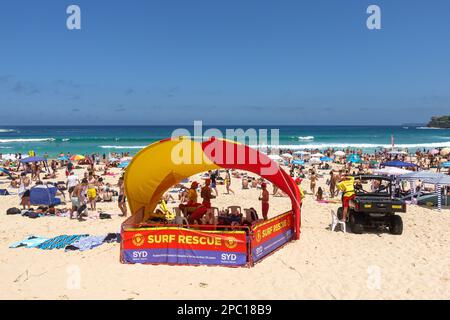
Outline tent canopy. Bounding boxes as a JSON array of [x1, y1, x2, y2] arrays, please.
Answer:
[[372, 167, 410, 176], [399, 171, 450, 185], [381, 160, 417, 168], [124, 136, 301, 238], [19, 156, 47, 163]]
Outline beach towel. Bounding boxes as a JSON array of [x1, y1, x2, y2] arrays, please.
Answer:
[[103, 233, 121, 243], [65, 235, 106, 252], [38, 234, 89, 250], [10, 236, 49, 249]]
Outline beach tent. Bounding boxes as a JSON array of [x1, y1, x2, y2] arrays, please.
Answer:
[[29, 185, 61, 206], [381, 161, 418, 168], [346, 154, 361, 164], [372, 167, 410, 176], [292, 160, 305, 165], [399, 171, 450, 211], [320, 156, 333, 162], [334, 151, 345, 157], [0, 167, 13, 179], [123, 136, 301, 239]]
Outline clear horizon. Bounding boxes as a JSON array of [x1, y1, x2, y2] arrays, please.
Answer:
[[1, 0, 450, 125]]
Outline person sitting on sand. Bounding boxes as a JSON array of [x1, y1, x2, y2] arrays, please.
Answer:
[[316, 187, 324, 201], [259, 182, 270, 220]]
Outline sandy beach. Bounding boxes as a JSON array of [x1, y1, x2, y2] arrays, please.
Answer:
[[0, 162, 449, 300]]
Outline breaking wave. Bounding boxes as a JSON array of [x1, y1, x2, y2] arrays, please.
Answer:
[[99, 145, 146, 149], [298, 136, 314, 140], [252, 141, 450, 150], [0, 138, 56, 143]]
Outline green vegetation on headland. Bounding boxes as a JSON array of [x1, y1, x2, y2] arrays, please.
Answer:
[[427, 116, 450, 128]]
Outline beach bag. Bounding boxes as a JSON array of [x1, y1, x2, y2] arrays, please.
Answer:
[[7, 207, 21, 215], [99, 213, 111, 219]]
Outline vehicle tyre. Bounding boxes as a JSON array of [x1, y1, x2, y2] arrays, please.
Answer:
[[349, 212, 364, 234], [389, 215, 403, 235]]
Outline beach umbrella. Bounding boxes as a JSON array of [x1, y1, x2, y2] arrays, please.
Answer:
[[334, 151, 345, 157], [429, 149, 440, 155], [293, 151, 310, 155], [442, 162, 450, 168], [281, 153, 293, 159], [320, 156, 333, 162], [118, 161, 129, 168], [57, 155, 69, 161], [311, 153, 324, 158], [70, 154, 85, 161], [268, 154, 282, 161], [441, 148, 450, 156], [108, 157, 119, 162], [292, 160, 305, 165], [388, 150, 408, 155], [309, 157, 322, 165]]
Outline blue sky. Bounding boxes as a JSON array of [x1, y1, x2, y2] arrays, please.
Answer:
[[0, 0, 449, 125]]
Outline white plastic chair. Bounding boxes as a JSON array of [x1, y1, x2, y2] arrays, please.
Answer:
[[330, 209, 346, 233]]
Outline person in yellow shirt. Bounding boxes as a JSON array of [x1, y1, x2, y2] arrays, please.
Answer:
[[295, 178, 305, 208], [337, 175, 355, 222]]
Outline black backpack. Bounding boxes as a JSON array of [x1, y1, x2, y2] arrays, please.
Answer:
[[7, 207, 21, 215]]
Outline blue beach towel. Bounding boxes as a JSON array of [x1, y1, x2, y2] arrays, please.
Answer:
[[65, 235, 106, 252], [10, 236, 49, 249], [38, 234, 89, 250]]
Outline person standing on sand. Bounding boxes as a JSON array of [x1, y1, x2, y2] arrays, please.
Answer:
[[259, 182, 269, 220], [310, 171, 317, 195], [87, 172, 97, 211], [118, 176, 127, 217], [209, 170, 219, 197], [19, 172, 31, 210], [337, 175, 355, 222], [225, 170, 235, 195], [66, 171, 79, 197], [330, 170, 338, 197]]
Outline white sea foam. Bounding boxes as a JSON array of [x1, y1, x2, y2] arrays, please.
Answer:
[[0, 129, 16, 133], [252, 141, 450, 150], [298, 136, 314, 140], [0, 138, 55, 143], [416, 127, 447, 130], [62, 138, 70, 142], [100, 145, 145, 149]]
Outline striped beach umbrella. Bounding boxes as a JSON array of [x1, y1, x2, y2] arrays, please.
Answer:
[[70, 154, 85, 161]]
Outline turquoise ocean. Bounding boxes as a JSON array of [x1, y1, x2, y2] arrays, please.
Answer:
[[0, 126, 449, 157]]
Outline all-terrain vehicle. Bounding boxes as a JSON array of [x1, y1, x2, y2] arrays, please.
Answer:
[[337, 175, 406, 235]]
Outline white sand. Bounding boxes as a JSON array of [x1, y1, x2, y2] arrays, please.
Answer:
[[0, 164, 449, 300]]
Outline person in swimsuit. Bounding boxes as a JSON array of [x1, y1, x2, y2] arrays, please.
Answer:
[[259, 182, 269, 220], [118, 176, 127, 217], [19, 172, 31, 210], [87, 172, 97, 211], [310, 171, 317, 195], [224, 170, 235, 195]]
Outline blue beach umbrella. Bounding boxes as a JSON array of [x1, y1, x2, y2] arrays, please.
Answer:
[[292, 160, 305, 165], [57, 156, 69, 161], [320, 156, 333, 162], [442, 162, 450, 168]]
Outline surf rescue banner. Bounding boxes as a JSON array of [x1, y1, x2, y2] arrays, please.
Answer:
[[251, 211, 294, 263], [122, 227, 248, 266]]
